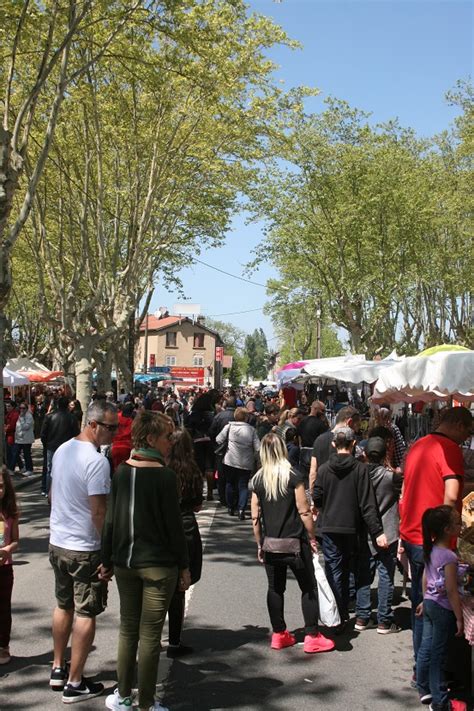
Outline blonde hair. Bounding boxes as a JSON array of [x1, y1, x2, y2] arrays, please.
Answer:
[[252, 432, 291, 501], [234, 407, 248, 422]]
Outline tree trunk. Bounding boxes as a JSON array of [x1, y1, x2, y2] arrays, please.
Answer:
[[117, 352, 133, 393], [101, 349, 114, 392], [0, 313, 6, 465], [74, 339, 94, 422]]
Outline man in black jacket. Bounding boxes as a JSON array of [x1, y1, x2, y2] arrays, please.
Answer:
[[313, 427, 387, 626], [41, 397, 80, 494], [209, 396, 236, 505]]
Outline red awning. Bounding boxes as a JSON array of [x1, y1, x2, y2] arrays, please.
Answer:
[[18, 370, 64, 382]]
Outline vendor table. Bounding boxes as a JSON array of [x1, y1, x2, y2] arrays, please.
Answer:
[[462, 596, 474, 645], [461, 596, 474, 695]]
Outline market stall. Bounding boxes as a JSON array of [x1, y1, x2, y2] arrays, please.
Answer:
[[372, 350, 474, 404]]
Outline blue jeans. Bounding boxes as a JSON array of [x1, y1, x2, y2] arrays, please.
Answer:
[[356, 540, 397, 624], [416, 599, 456, 708], [224, 465, 251, 512], [403, 540, 425, 667], [321, 532, 356, 622]]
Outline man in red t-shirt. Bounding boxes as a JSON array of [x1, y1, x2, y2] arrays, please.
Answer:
[[400, 406, 473, 674]]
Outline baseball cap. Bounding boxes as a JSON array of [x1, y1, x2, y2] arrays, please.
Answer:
[[365, 436, 387, 460]]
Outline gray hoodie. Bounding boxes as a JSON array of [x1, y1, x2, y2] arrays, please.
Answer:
[[367, 463, 402, 553]]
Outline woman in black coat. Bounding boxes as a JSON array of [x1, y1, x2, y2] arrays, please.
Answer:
[[166, 428, 204, 657]]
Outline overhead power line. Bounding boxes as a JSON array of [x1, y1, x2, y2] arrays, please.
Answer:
[[207, 307, 264, 317], [192, 257, 270, 288]]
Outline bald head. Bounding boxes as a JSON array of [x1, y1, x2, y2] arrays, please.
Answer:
[[311, 400, 325, 415]]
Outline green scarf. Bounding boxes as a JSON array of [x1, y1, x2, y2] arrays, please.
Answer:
[[130, 447, 165, 464]]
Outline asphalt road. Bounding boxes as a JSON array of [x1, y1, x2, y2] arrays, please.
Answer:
[[1, 481, 470, 710]]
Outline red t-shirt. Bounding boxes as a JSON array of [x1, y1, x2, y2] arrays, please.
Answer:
[[400, 433, 464, 545]]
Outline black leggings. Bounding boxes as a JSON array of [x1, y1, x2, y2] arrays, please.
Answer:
[[168, 589, 185, 646], [264, 542, 319, 635]]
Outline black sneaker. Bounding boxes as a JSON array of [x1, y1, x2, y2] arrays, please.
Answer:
[[50, 663, 69, 690], [167, 643, 194, 658], [62, 677, 104, 704], [377, 622, 402, 635]]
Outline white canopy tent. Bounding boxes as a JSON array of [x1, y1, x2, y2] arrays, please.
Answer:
[[372, 350, 474, 404], [294, 353, 401, 386], [3, 368, 29, 387]]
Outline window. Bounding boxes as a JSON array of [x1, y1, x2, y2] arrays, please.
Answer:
[[193, 332, 204, 348], [193, 355, 204, 366], [165, 355, 176, 366], [166, 332, 177, 347]]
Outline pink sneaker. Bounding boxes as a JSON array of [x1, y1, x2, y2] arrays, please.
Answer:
[[450, 701, 467, 711], [271, 630, 296, 649], [303, 633, 335, 653]]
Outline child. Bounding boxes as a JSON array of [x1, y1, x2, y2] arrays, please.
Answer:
[[0, 466, 19, 665], [416, 506, 465, 710], [355, 436, 403, 634]]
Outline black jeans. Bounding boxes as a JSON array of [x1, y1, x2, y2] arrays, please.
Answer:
[[264, 542, 319, 635]]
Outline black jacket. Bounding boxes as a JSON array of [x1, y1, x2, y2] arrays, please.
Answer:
[[41, 410, 80, 452], [209, 408, 235, 439], [313, 453, 383, 538]]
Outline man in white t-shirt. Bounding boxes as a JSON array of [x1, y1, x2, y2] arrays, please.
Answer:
[[49, 400, 118, 704]]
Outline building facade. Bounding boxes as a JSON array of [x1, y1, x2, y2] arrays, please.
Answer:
[[136, 315, 223, 388]]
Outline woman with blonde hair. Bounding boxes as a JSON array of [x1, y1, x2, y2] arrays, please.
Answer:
[[250, 433, 335, 655]]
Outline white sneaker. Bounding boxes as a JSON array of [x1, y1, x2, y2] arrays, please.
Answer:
[[148, 703, 170, 711], [105, 689, 134, 709], [21, 470, 33, 477]]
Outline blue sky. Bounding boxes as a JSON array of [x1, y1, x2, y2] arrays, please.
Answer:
[[151, 0, 473, 346]]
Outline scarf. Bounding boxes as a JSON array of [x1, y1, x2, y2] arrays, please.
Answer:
[[130, 447, 165, 464]]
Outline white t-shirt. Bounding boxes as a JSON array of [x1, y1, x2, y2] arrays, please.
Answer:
[[49, 439, 111, 551]]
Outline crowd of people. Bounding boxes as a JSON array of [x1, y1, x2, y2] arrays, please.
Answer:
[[0, 382, 473, 711]]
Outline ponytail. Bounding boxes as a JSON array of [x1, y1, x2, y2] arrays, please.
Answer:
[[421, 505, 454, 563]]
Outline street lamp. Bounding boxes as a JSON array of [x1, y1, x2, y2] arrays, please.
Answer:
[[315, 307, 321, 359]]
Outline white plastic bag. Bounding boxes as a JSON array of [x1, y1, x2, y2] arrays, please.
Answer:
[[313, 554, 341, 627]]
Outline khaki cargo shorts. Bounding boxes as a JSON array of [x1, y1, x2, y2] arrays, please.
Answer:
[[49, 544, 106, 618]]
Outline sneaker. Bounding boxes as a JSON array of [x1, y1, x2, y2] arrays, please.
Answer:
[[62, 677, 104, 704], [270, 630, 296, 649], [238, 510, 246, 521], [303, 632, 335, 654], [50, 663, 69, 690], [167, 643, 194, 658], [0, 647, 11, 665], [377, 622, 402, 634], [354, 617, 376, 631], [105, 688, 134, 709], [147, 703, 169, 711], [420, 694, 432, 705], [21, 470, 34, 477]]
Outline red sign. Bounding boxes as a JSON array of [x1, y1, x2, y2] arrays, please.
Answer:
[[171, 366, 205, 385], [149, 354, 156, 367], [215, 346, 224, 362]]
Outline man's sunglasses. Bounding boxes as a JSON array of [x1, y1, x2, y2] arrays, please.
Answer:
[[90, 420, 119, 432]]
